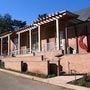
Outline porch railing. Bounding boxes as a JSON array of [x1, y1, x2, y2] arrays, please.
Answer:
[[10, 48, 31, 56], [42, 42, 57, 52], [1, 42, 57, 56]]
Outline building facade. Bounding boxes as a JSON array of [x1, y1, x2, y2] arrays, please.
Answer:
[[0, 10, 90, 75]]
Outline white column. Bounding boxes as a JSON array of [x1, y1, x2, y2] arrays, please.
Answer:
[[29, 29, 32, 53], [8, 35, 10, 55], [56, 19, 60, 50], [1, 38, 2, 56], [18, 33, 20, 54], [38, 25, 41, 52]]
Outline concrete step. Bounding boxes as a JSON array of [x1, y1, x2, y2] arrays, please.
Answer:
[[43, 50, 63, 60]]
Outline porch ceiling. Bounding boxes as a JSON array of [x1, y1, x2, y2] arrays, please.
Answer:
[[67, 19, 83, 27]]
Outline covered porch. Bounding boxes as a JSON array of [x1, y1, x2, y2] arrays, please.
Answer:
[[0, 10, 87, 57]]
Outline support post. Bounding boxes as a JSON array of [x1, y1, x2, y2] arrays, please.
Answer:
[[86, 25, 90, 52], [1, 38, 2, 56], [38, 25, 41, 52], [29, 29, 32, 53], [18, 33, 20, 54], [57, 60, 60, 76], [74, 26, 79, 53], [8, 35, 10, 55], [56, 19, 60, 50], [65, 26, 68, 54]]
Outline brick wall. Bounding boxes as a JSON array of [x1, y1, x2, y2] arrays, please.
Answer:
[[60, 53, 90, 74], [27, 61, 48, 75], [5, 60, 21, 71], [3, 55, 49, 75]]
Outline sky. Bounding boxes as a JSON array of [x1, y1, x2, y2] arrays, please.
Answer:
[[0, 0, 90, 24]]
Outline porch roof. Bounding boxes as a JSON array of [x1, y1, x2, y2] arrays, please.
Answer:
[[0, 10, 83, 37], [75, 7, 90, 21], [17, 10, 81, 33], [67, 18, 83, 27], [0, 31, 12, 38], [15, 10, 82, 33], [32, 10, 79, 25]]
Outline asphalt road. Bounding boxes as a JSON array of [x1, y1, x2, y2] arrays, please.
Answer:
[[0, 71, 71, 90]]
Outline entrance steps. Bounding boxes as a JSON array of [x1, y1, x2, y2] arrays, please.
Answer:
[[1, 50, 62, 62], [35, 50, 63, 61]]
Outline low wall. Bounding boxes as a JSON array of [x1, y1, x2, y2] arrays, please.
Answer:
[[3, 56, 49, 75], [5, 60, 21, 71], [3, 53, 90, 75], [26, 61, 48, 75], [60, 54, 90, 74]]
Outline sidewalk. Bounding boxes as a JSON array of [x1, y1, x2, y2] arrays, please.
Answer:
[[0, 69, 89, 90]]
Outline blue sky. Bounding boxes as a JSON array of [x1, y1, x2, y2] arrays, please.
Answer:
[[0, 0, 90, 24]]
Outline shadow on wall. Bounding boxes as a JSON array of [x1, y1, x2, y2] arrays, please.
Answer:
[[48, 64, 58, 76], [48, 63, 64, 76], [0, 60, 5, 68], [21, 61, 28, 73]]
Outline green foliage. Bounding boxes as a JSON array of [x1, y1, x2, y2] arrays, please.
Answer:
[[38, 13, 48, 20], [0, 13, 26, 34], [13, 19, 26, 28]]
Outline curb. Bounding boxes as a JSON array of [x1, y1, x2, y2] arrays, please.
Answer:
[[0, 69, 89, 90]]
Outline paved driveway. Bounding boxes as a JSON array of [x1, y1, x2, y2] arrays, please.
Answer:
[[0, 71, 71, 90]]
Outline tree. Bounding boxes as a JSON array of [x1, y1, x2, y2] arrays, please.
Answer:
[[0, 14, 13, 33], [0, 14, 27, 34], [13, 19, 26, 28], [38, 13, 48, 20]]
